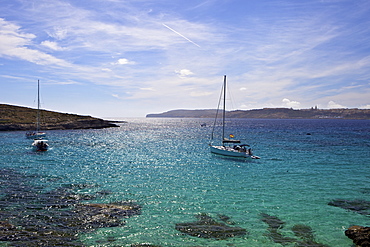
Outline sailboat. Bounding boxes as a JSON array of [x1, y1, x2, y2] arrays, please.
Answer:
[[209, 75, 259, 159], [26, 80, 47, 139], [26, 80, 49, 151]]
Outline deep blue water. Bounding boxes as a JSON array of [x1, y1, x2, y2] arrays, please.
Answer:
[[0, 118, 369, 246]]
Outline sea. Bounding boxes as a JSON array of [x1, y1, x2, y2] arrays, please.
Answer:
[[0, 118, 369, 247]]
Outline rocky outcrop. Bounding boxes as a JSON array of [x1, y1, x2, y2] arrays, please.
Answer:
[[0, 104, 120, 131], [345, 226, 370, 247], [44, 118, 119, 130], [175, 213, 247, 239]]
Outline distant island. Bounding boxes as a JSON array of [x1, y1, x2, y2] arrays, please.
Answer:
[[146, 108, 370, 120], [0, 104, 120, 131]]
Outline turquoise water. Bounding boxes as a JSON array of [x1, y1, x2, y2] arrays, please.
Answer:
[[0, 118, 369, 246]]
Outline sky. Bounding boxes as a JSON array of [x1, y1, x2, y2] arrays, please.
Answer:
[[1, 0, 370, 118]]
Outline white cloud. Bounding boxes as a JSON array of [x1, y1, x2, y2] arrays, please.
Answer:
[[41, 40, 65, 51], [175, 69, 194, 78], [282, 98, 301, 108], [327, 100, 346, 108], [116, 58, 136, 65]]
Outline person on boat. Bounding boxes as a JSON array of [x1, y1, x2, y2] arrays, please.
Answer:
[[37, 141, 48, 151]]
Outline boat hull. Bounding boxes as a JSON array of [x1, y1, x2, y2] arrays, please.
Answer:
[[210, 145, 249, 158]]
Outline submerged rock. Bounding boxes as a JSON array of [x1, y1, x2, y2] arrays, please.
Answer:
[[175, 213, 246, 240], [0, 200, 141, 246], [75, 202, 142, 217], [260, 213, 330, 247], [50, 201, 141, 232], [42, 185, 97, 208], [260, 213, 286, 230], [260, 213, 296, 245], [292, 224, 330, 247], [0, 220, 33, 241], [0, 169, 141, 246], [345, 225, 370, 247], [217, 214, 235, 225], [328, 199, 370, 216], [292, 224, 315, 241]]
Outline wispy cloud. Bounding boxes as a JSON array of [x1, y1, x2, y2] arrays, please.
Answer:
[[0, 18, 72, 67]]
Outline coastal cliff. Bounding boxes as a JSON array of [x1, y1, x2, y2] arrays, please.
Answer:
[[146, 108, 370, 120], [0, 104, 119, 131]]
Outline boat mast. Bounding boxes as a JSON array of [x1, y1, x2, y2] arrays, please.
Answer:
[[222, 75, 226, 141], [36, 80, 40, 132]]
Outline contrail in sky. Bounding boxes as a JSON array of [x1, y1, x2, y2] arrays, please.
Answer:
[[162, 23, 201, 48]]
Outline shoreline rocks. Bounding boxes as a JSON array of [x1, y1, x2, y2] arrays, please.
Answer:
[[0, 120, 120, 131], [345, 226, 370, 247]]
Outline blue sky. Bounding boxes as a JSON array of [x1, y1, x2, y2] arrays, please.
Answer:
[[1, 0, 369, 117]]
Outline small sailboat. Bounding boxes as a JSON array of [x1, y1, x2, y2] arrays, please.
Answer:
[[26, 80, 49, 151], [209, 75, 259, 159], [26, 80, 46, 139]]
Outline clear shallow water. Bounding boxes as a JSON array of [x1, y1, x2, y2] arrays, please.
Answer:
[[0, 118, 369, 246]]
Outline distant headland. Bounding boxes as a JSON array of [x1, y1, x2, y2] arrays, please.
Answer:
[[146, 108, 370, 120], [0, 104, 120, 131]]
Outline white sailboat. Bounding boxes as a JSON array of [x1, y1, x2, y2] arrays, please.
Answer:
[[26, 80, 47, 140], [26, 80, 49, 151], [209, 75, 259, 159]]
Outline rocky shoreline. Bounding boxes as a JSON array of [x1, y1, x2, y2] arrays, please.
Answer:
[[0, 119, 120, 131], [0, 104, 121, 131]]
